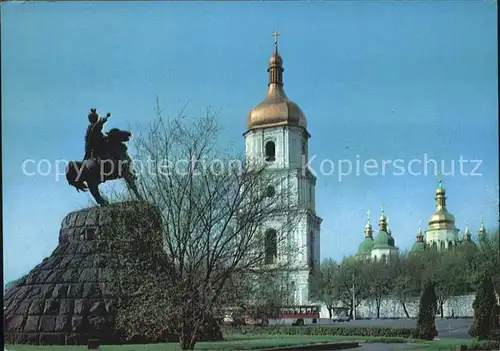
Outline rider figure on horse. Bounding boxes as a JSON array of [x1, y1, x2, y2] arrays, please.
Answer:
[[66, 108, 139, 205], [84, 108, 111, 161]]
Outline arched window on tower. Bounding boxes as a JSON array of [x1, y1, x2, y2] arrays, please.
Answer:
[[265, 229, 277, 264], [440, 241, 445, 251], [265, 141, 276, 162], [381, 254, 387, 263], [448, 241, 453, 249]]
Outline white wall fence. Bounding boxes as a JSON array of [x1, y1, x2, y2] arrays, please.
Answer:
[[319, 294, 476, 319]]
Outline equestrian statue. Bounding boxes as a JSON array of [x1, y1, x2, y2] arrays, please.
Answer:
[[65, 108, 140, 206]]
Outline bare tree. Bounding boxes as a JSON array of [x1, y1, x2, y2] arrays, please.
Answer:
[[104, 105, 299, 349], [218, 265, 296, 323]]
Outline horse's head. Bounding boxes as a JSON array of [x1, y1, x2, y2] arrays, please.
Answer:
[[106, 128, 132, 143]]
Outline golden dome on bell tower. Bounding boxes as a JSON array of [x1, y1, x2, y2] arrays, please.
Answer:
[[246, 31, 308, 132]]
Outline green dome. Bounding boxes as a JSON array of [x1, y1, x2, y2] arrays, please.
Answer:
[[411, 241, 426, 252], [373, 230, 393, 249], [357, 237, 374, 255]]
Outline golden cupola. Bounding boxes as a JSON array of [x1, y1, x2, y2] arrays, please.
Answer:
[[463, 223, 472, 241], [478, 216, 487, 241], [246, 31, 307, 132], [364, 213, 373, 238], [427, 180, 458, 231]]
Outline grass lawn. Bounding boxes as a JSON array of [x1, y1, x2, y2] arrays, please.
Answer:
[[5, 334, 404, 351], [8, 335, 491, 351]]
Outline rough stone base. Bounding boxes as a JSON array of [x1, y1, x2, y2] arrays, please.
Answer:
[[3, 202, 161, 345]]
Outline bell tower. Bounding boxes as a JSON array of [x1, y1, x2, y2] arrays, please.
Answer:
[[244, 32, 322, 305]]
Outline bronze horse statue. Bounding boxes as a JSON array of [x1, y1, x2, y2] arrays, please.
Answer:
[[66, 128, 140, 206]]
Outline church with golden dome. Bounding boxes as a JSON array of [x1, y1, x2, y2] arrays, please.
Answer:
[[415, 179, 488, 252], [356, 179, 489, 257], [244, 32, 322, 305]]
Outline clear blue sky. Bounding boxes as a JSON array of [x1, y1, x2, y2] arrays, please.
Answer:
[[2, 1, 498, 283]]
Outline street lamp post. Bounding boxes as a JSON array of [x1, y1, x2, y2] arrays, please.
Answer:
[[352, 271, 356, 321]]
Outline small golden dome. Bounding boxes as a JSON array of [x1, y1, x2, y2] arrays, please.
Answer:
[[379, 204, 387, 222], [427, 180, 458, 231], [364, 210, 373, 237], [463, 223, 472, 240], [246, 32, 307, 131], [479, 216, 486, 234], [269, 52, 283, 66]]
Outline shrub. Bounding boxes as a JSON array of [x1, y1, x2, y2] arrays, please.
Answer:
[[223, 325, 416, 338], [469, 273, 498, 340], [464, 340, 500, 350], [415, 281, 438, 340]]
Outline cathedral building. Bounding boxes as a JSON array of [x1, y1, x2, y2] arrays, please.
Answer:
[[356, 180, 489, 256], [244, 33, 322, 305], [408, 181, 487, 253]]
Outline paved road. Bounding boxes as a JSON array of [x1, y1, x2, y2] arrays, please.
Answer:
[[316, 318, 473, 339]]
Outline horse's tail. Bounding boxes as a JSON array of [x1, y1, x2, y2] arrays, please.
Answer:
[[66, 161, 88, 192]]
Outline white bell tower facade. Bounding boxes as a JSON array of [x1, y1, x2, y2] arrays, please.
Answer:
[[243, 32, 322, 305]]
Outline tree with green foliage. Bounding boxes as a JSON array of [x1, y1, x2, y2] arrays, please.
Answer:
[[415, 280, 438, 340], [469, 273, 498, 340], [337, 257, 371, 318], [476, 228, 500, 295], [453, 242, 480, 291], [420, 248, 467, 318], [310, 258, 342, 318], [390, 252, 424, 318], [365, 259, 393, 318]]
